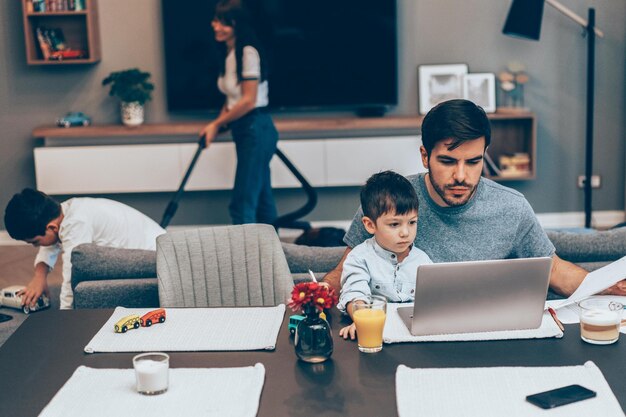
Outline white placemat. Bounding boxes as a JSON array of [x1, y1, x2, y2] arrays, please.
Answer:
[[396, 361, 624, 417], [84, 305, 285, 353], [39, 364, 265, 417], [383, 303, 563, 343]]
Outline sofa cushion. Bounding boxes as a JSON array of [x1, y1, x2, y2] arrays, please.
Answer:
[[546, 228, 626, 263], [281, 242, 346, 274], [71, 244, 156, 289], [73, 278, 159, 309]]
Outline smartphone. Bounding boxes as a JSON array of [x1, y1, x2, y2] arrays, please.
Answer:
[[526, 384, 596, 409], [0, 313, 13, 323]]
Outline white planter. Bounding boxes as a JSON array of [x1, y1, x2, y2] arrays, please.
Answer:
[[121, 101, 145, 126]]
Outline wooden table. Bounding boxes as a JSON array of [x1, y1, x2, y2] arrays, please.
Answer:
[[0, 308, 624, 416]]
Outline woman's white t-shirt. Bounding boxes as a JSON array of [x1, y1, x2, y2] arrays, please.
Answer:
[[217, 45, 269, 110]]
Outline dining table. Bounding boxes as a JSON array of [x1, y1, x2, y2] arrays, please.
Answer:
[[0, 307, 625, 416]]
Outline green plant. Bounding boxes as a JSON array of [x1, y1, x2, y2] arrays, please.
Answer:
[[102, 68, 154, 104]]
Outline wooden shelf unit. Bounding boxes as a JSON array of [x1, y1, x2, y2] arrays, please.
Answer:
[[21, 0, 101, 65], [486, 111, 536, 181]]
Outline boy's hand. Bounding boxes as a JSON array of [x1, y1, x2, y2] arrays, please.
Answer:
[[18, 276, 49, 308], [339, 323, 357, 340]]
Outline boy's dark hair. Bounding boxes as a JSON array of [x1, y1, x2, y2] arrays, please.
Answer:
[[421, 99, 491, 156], [4, 189, 61, 240], [360, 171, 419, 222]]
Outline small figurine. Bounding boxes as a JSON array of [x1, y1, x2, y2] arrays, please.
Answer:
[[140, 308, 166, 327], [0, 285, 50, 314], [114, 314, 141, 333], [56, 111, 91, 128], [498, 61, 529, 110]]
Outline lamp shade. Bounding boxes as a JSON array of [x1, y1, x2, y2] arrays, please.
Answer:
[[502, 0, 546, 40]]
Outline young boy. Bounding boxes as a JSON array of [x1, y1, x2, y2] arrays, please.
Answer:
[[4, 189, 165, 309], [337, 171, 432, 340]]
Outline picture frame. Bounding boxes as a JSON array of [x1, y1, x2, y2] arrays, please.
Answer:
[[463, 73, 496, 113], [418, 64, 468, 114]]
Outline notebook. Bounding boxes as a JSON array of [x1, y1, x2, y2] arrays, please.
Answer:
[[397, 257, 552, 336]]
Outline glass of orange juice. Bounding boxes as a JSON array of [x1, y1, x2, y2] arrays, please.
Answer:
[[352, 296, 387, 353]]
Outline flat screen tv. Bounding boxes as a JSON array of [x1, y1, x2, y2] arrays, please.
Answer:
[[162, 0, 397, 113]]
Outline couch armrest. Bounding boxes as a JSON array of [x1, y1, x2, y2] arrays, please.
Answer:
[[71, 244, 156, 290], [546, 228, 626, 263]]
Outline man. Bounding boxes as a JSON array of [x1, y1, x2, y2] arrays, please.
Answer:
[[323, 99, 626, 297], [4, 189, 165, 309]]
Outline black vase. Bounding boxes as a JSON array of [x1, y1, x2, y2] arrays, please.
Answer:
[[294, 306, 333, 363]]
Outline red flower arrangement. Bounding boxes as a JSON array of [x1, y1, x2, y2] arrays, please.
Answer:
[[288, 282, 338, 313]]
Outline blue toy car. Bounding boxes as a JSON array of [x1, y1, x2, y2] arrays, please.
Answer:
[[288, 315, 305, 335], [56, 112, 91, 128]]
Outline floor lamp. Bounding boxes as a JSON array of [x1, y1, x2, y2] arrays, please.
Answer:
[[502, 0, 603, 229]]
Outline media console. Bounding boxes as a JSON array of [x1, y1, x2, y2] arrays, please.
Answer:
[[32, 112, 534, 195]]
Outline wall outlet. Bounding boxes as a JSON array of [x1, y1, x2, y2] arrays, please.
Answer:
[[577, 175, 601, 188]]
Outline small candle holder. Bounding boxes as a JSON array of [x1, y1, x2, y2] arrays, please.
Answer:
[[133, 352, 170, 395]]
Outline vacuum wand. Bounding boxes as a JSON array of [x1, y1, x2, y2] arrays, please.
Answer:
[[160, 134, 207, 229]]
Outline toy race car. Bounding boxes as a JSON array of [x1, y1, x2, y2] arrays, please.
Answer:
[[114, 314, 141, 333], [140, 308, 166, 327], [0, 285, 50, 314], [56, 111, 91, 128]]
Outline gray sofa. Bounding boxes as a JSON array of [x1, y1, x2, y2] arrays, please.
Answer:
[[70, 228, 626, 309]]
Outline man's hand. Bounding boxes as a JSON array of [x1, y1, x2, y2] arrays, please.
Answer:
[[601, 280, 626, 296], [18, 275, 49, 308], [339, 323, 357, 340]]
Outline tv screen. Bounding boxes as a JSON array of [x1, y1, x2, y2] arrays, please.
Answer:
[[162, 0, 397, 113]]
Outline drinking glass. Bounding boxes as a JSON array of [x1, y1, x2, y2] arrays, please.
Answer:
[[352, 295, 387, 353], [578, 297, 623, 345], [133, 352, 170, 395]]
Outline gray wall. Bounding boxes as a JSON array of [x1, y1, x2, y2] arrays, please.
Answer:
[[1, 0, 624, 228]]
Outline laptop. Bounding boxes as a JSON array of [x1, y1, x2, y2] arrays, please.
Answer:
[[397, 257, 553, 336]]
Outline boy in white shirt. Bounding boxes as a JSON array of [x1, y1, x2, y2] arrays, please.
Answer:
[[4, 189, 165, 309], [338, 171, 432, 340]]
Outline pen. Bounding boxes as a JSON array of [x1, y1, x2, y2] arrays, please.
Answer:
[[547, 307, 565, 332]]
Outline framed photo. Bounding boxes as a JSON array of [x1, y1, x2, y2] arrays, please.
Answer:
[[463, 73, 496, 113], [418, 64, 468, 114]]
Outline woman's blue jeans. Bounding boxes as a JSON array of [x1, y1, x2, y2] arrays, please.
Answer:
[[229, 109, 278, 225]]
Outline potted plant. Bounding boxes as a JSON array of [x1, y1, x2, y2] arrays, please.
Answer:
[[102, 68, 154, 126]]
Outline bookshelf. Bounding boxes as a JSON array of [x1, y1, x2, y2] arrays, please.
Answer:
[[21, 0, 101, 65]]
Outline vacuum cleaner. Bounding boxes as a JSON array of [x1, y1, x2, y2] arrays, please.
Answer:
[[160, 131, 317, 232]]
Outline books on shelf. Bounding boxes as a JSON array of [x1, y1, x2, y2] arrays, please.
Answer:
[[483, 152, 501, 177], [35, 27, 85, 60], [29, 0, 84, 12]]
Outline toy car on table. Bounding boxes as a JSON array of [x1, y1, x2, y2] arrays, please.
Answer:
[[0, 285, 50, 314], [114, 314, 141, 333], [140, 308, 166, 327]]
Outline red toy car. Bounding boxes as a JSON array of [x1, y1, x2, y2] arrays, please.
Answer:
[[140, 308, 166, 327]]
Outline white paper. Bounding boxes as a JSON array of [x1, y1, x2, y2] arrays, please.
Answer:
[[555, 256, 626, 309], [547, 297, 626, 334]]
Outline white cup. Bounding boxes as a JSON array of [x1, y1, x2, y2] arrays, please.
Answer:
[[133, 352, 170, 395], [578, 297, 623, 345]]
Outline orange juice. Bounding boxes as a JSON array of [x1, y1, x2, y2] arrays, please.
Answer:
[[353, 308, 386, 351]]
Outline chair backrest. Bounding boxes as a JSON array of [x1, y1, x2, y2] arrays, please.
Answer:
[[156, 224, 293, 307]]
